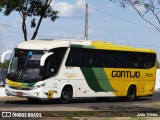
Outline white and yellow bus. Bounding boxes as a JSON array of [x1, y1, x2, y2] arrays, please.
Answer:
[[5, 40, 157, 103]]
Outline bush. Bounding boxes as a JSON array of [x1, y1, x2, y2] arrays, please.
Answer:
[[157, 61, 160, 69], [0, 60, 9, 70]]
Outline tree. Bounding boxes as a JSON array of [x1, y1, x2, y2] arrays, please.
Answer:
[[157, 60, 160, 68], [111, 0, 160, 32], [0, 0, 58, 41], [0, 60, 9, 70]]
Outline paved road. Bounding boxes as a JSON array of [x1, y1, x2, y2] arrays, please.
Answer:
[[0, 91, 160, 112]]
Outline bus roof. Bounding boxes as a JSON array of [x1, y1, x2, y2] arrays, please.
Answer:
[[16, 39, 156, 53]]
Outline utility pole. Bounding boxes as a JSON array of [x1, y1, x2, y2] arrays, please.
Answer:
[[84, 1, 88, 40]]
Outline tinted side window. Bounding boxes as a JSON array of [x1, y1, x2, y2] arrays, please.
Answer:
[[66, 48, 156, 69], [142, 53, 156, 69], [66, 48, 83, 66], [129, 53, 143, 68], [114, 51, 129, 68], [84, 49, 99, 67], [99, 51, 114, 67], [129, 52, 156, 69], [44, 48, 67, 79], [44, 55, 55, 78]]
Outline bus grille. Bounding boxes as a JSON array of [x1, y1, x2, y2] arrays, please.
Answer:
[[9, 86, 31, 90]]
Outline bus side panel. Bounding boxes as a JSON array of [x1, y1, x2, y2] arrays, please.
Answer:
[[104, 68, 125, 96], [56, 66, 116, 98], [55, 66, 84, 98], [140, 67, 156, 96], [105, 67, 156, 97]]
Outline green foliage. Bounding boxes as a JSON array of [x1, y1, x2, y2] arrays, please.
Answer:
[[110, 0, 160, 32], [0, 0, 58, 41], [0, 60, 9, 70], [0, 0, 58, 18], [0, 1, 2, 12]]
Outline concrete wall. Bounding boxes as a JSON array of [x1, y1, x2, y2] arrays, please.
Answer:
[[155, 69, 160, 89]]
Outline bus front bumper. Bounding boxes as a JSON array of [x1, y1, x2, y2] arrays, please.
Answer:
[[5, 85, 60, 99], [5, 85, 45, 99]]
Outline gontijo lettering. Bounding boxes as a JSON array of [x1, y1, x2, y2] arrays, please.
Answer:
[[112, 70, 140, 78]]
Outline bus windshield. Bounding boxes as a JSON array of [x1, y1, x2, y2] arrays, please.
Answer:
[[7, 48, 67, 83], [7, 49, 44, 83]]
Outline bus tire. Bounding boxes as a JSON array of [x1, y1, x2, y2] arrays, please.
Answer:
[[60, 87, 72, 104], [27, 97, 41, 103], [126, 85, 136, 101]]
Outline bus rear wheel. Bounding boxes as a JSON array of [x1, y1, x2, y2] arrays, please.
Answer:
[[60, 87, 72, 104], [126, 85, 136, 101]]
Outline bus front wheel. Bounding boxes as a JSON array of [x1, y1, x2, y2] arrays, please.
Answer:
[[60, 87, 72, 104], [126, 85, 136, 101]]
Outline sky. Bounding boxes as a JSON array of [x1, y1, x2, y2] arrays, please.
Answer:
[[0, 0, 160, 60]]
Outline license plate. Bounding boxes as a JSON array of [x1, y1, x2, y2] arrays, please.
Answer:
[[16, 92, 23, 96]]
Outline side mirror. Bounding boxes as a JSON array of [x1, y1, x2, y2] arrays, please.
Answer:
[[1, 50, 13, 63], [40, 52, 54, 66]]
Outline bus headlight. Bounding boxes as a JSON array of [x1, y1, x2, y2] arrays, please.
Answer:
[[31, 83, 45, 90]]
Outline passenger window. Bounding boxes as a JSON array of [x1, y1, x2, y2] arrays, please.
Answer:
[[142, 53, 156, 69], [114, 52, 129, 68], [43, 48, 67, 79], [44, 55, 56, 78], [84, 50, 99, 67], [66, 48, 83, 66], [129, 53, 142, 68], [99, 51, 114, 68]]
